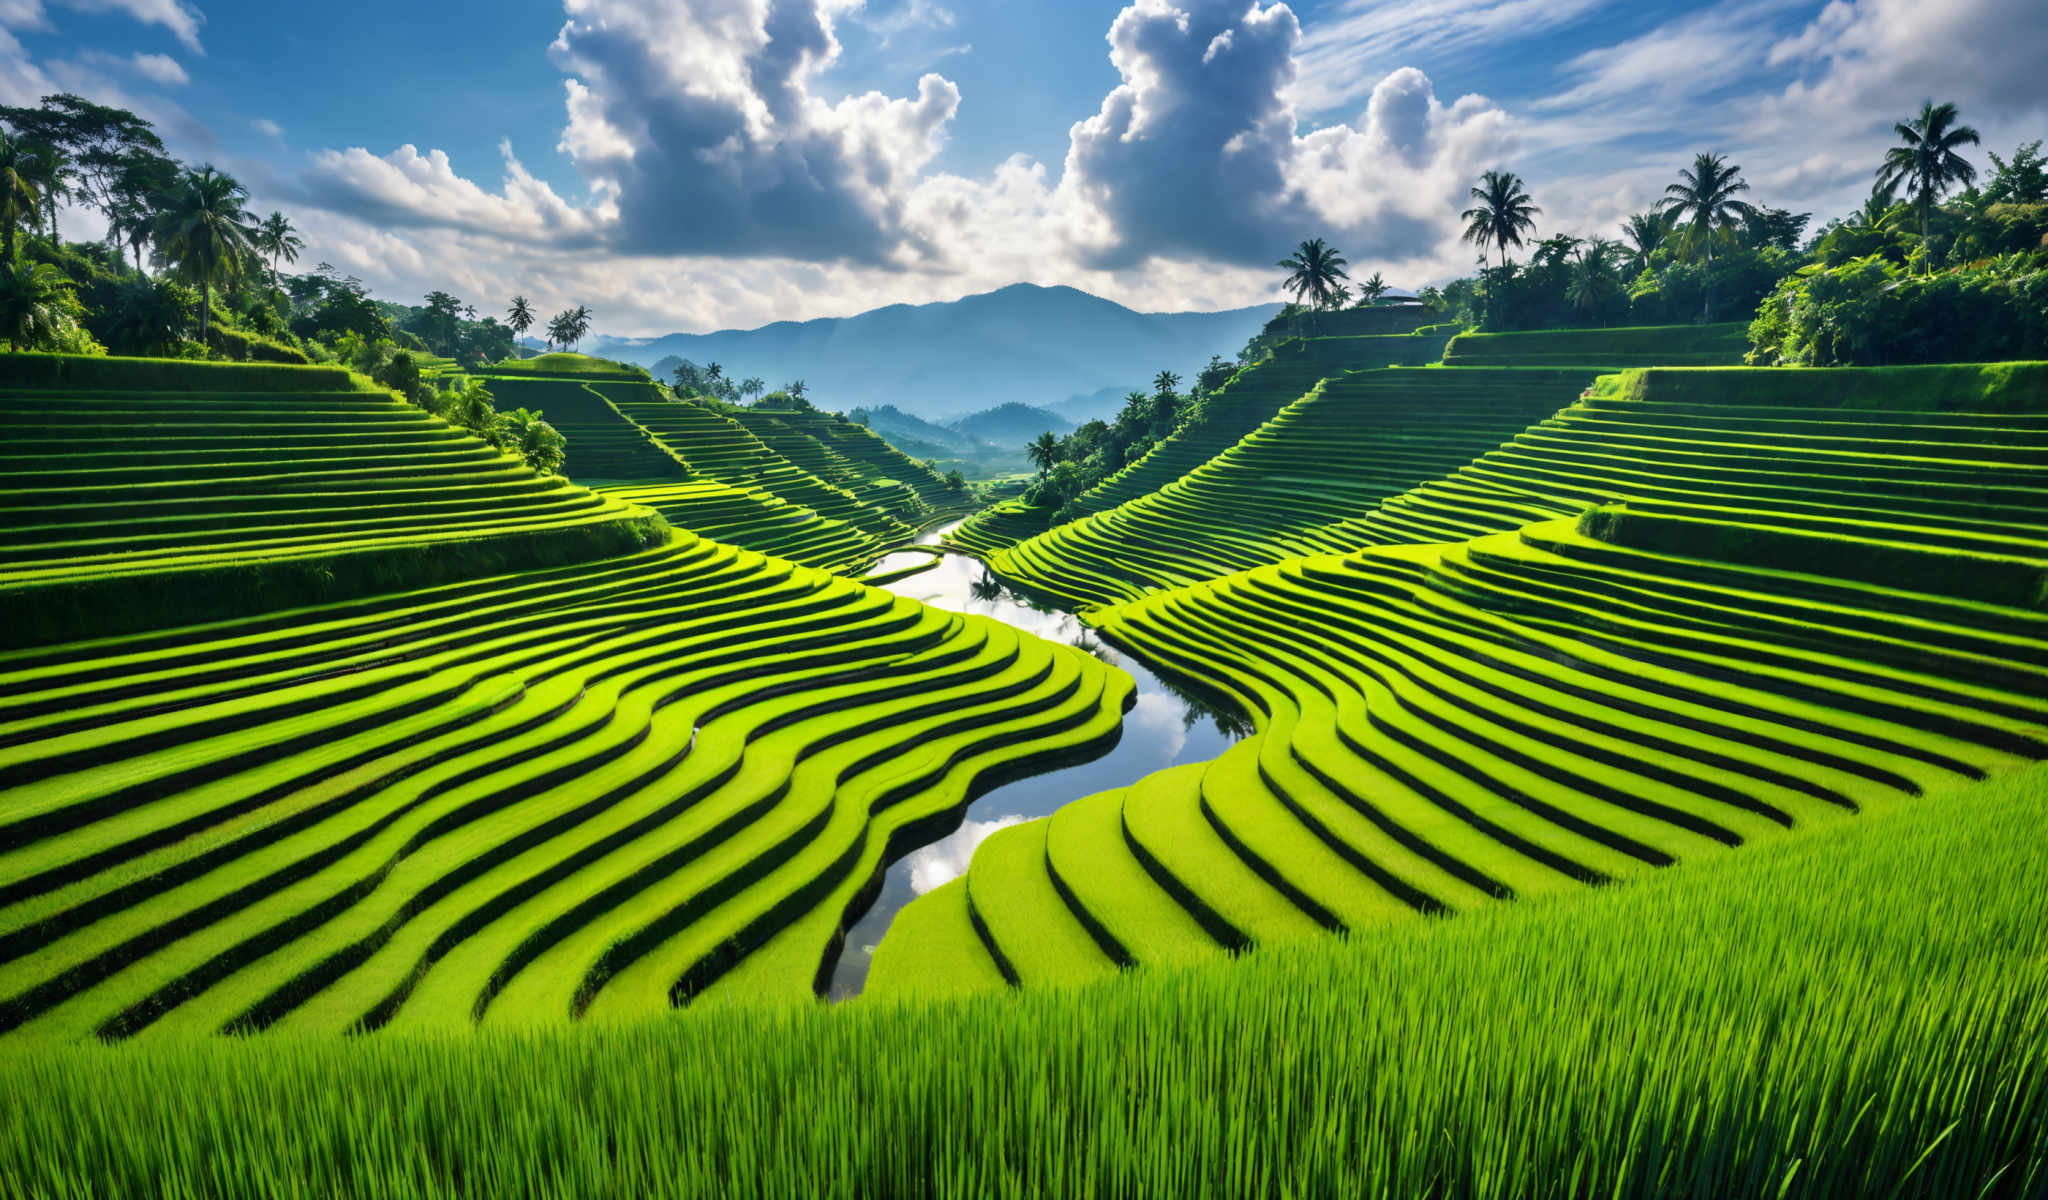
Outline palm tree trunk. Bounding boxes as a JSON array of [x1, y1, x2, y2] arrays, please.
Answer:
[[3, 220, 13, 266], [200, 280, 211, 344]]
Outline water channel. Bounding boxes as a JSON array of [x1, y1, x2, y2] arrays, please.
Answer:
[[824, 522, 1249, 998]]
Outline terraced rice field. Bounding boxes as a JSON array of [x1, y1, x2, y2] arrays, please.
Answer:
[[478, 375, 691, 483], [0, 363, 659, 645], [946, 500, 1057, 560], [603, 395, 914, 543], [599, 481, 892, 573], [730, 406, 935, 524], [465, 361, 922, 573], [873, 364, 2048, 992], [986, 368, 1595, 609], [1063, 332, 1458, 523], [0, 533, 1129, 1039]]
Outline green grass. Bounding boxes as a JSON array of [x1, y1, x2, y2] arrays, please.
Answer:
[[481, 353, 649, 380], [1, 762, 2040, 1197], [1442, 323, 1751, 367]]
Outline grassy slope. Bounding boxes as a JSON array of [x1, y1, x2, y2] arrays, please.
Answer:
[[0, 533, 1129, 1039], [1, 763, 2039, 1197], [882, 362, 2048, 995], [0, 358, 664, 647]]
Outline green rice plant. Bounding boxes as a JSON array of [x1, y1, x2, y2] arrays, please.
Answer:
[[0, 762, 2040, 1197], [0, 521, 1129, 1037], [886, 365, 2048, 995], [985, 368, 1595, 609]]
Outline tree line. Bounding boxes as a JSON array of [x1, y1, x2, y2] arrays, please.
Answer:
[[1273, 100, 2045, 361]]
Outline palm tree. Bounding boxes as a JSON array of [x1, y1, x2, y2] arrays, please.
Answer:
[[255, 212, 302, 291], [152, 165, 258, 342], [1356, 271, 1389, 305], [1027, 431, 1062, 480], [705, 362, 724, 387], [740, 376, 765, 402], [1460, 170, 1541, 268], [20, 141, 71, 244], [1876, 99, 1980, 271], [569, 303, 592, 350], [1152, 370, 1181, 396], [1619, 211, 1671, 275], [0, 259, 71, 350], [100, 274, 188, 355], [1565, 240, 1622, 322], [545, 309, 576, 352], [0, 133, 40, 266], [506, 295, 534, 350], [1662, 152, 1754, 263], [786, 379, 807, 402], [1276, 238, 1350, 312]]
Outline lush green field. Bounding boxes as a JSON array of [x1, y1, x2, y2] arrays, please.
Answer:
[[0, 354, 1132, 1037], [889, 363, 2048, 986], [1441, 322, 1751, 366], [986, 367, 1596, 608], [473, 358, 951, 573], [0, 357, 664, 645], [2, 762, 2039, 1197]]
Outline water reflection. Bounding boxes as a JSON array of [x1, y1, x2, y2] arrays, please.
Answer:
[[826, 525, 1248, 999]]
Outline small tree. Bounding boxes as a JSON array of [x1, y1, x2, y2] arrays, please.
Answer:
[[152, 165, 258, 342], [506, 295, 535, 350], [1027, 431, 1062, 480], [1277, 238, 1350, 312], [1877, 100, 1981, 272], [0, 259, 73, 349], [255, 212, 302, 291]]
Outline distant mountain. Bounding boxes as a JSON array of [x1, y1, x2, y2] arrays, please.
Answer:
[[855, 404, 985, 459], [1050, 386, 1133, 425], [950, 403, 1073, 450], [586, 284, 1282, 420]]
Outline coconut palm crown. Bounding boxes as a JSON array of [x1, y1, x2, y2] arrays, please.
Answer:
[[1460, 170, 1541, 268], [1876, 99, 1980, 268]]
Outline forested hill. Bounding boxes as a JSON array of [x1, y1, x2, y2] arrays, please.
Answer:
[[586, 284, 1280, 420]]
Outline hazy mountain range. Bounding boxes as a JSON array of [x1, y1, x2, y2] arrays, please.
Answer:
[[581, 284, 1282, 420]]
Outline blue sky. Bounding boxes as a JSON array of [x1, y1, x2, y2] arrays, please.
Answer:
[[5, 0, 2044, 334]]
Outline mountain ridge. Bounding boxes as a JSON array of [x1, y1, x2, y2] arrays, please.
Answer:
[[581, 283, 1281, 420]]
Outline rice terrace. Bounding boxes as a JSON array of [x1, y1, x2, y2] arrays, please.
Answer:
[[1, 0, 2046, 1195]]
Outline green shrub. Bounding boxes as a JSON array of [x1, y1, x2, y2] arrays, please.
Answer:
[[492, 406, 567, 475], [205, 323, 312, 365], [1748, 253, 2048, 365]]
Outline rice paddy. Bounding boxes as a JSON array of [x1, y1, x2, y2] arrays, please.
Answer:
[[3, 760, 2040, 1197], [3, 331, 2044, 1194], [876, 361, 2048, 992], [0, 355, 1131, 1038]]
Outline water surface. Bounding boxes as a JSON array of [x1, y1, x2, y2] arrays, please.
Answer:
[[826, 522, 1246, 998]]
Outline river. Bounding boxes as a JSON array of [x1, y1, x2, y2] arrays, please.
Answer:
[[823, 522, 1247, 998]]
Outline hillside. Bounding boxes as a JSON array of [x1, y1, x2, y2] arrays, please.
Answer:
[[0, 353, 1131, 1038], [587, 284, 1281, 420], [884, 361, 2048, 991], [948, 403, 1073, 449], [0, 355, 663, 645]]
